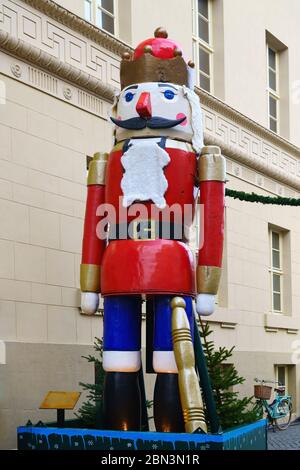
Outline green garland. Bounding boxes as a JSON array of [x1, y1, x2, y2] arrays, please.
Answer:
[[225, 189, 300, 206]]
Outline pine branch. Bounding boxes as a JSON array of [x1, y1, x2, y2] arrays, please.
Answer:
[[77, 337, 152, 429], [198, 320, 259, 430], [226, 189, 300, 206]]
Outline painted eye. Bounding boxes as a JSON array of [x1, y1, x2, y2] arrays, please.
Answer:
[[125, 92, 134, 102], [164, 90, 175, 100]]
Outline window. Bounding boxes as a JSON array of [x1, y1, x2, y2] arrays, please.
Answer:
[[84, 0, 92, 21], [270, 230, 283, 313], [84, 0, 117, 36], [192, 0, 213, 93], [267, 46, 279, 133]]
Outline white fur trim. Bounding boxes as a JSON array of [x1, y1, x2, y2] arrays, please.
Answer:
[[183, 86, 204, 154], [196, 293, 216, 316], [81, 292, 99, 315], [165, 139, 193, 151], [187, 66, 196, 90], [103, 351, 141, 372], [153, 351, 178, 373], [121, 139, 170, 209]]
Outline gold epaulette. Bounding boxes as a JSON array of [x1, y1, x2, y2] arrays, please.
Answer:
[[198, 146, 226, 182], [87, 152, 108, 186]]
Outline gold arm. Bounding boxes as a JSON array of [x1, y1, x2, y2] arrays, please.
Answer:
[[87, 152, 108, 186], [171, 297, 207, 434], [197, 265, 222, 295], [80, 264, 101, 293], [198, 146, 226, 182]]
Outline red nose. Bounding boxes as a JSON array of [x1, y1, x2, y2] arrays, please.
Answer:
[[136, 92, 152, 119]]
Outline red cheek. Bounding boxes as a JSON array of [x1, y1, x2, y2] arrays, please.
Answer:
[[176, 113, 187, 126], [117, 116, 122, 120]]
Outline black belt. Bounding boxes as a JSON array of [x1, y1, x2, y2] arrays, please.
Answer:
[[108, 220, 186, 241]]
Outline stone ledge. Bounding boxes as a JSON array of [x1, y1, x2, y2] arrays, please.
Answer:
[[0, 32, 116, 102], [203, 308, 238, 329], [22, 0, 131, 56], [1, 0, 300, 192], [17, 0, 300, 162], [264, 313, 299, 332], [198, 88, 300, 161]]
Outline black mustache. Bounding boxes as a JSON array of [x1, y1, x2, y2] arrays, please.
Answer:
[[110, 115, 186, 130]]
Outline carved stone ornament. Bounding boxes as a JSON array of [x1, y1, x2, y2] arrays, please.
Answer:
[[11, 63, 22, 78], [63, 86, 72, 100]]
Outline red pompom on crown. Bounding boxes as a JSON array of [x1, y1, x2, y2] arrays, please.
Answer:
[[133, 27, 183, 60]]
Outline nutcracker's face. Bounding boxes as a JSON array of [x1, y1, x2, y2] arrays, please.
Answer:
[[111, 82, 194, 143]]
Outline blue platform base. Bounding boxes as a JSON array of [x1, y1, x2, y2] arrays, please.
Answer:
[[17, 419, 267, 451]]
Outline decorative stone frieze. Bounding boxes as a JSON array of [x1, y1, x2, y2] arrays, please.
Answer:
[[1, 0, 300, 193]]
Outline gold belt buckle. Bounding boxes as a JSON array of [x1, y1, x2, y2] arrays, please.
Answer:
[[132, 219, 156, 240]]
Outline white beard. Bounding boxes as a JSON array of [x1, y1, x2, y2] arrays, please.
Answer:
[[121, 139, 170, 209]]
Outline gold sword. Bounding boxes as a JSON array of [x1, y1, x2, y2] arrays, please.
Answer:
[[171, 297, 207, 434]]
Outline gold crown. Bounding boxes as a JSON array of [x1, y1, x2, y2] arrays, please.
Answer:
[[120, 28, 194, 89]]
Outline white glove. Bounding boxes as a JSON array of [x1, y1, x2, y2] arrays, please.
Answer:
[[81, 292, 99, 315], [196, 293, 216, 316]]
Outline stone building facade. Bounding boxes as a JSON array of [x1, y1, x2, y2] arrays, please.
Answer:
[[0, 0, 300, 448]]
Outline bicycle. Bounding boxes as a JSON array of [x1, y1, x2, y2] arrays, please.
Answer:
[[254, 378, 292, 431]]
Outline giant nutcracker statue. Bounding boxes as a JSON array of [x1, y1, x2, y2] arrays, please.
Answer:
[[80, 28, 226, 434]]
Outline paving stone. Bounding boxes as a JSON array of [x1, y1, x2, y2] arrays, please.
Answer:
[[268, 422, 300, 450]]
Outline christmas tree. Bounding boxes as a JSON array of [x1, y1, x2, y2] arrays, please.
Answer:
[[76, 337, 153, 429], [199, 319, 261, 430], [77, 324, 260, 431], [76, 337, 105, 429]]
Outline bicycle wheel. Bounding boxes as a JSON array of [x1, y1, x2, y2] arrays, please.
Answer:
[[275, 399, 292, 430]]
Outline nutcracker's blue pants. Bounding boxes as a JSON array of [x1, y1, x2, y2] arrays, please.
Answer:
[[102, 295, 194, 373]]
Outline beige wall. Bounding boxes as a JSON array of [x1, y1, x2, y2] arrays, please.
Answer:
[[53, 0, 84, 17], [0, 342, 95, 450], [55, 0, 194, 56], [54, 0, 134, 45], [0, 74, 112, 346], [226, 174, 300, 322], [53, 0, 300, 146], [0, 72, 109, 448], [0, 0, 300, 449], [221, 0, 300, 147], [130, 0, 193, 59]]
